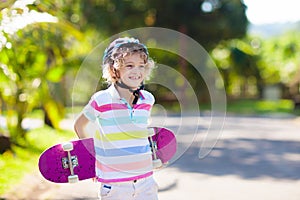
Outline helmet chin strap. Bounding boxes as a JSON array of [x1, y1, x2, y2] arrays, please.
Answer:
[[116, 81, 144, 105]]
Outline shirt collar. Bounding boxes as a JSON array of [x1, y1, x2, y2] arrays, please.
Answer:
[[107, 84, 121, 100], [107, 83, 146, 101]]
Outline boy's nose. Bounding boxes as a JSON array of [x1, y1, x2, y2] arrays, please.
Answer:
[[132, 66, 142, 72]]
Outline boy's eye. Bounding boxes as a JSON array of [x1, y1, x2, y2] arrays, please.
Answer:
[[124, 65, 145, 69], [125, 65, 133, 69]]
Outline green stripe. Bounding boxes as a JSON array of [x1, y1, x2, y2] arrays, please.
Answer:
[[99, 131, 148, 141]]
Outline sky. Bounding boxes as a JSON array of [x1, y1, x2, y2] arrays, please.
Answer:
[[243, 0, 300, 25]]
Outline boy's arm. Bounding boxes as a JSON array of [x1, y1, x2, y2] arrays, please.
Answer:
[[74, 113, 90, 139]]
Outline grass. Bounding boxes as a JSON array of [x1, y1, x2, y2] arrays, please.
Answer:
[[225, 99, 300, 116], [0, 126, 75, 195]]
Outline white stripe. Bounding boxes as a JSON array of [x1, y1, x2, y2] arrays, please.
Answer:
[[100, 110, 131, 118], [99, 124, 148, 134], [96, 166, 153, 178], [96, 153, 151, 165], [94, 138, 149, 149]]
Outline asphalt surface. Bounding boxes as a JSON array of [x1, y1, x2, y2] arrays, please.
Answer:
[[3, 115, 300, 200]]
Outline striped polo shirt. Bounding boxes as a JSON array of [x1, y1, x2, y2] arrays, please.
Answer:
[[83, 84, 154, 183]]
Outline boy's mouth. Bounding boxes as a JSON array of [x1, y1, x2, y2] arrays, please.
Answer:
[[129, 75, 141, 80]]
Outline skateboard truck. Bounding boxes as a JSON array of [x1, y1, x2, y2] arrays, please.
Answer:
[[149, 136, 163, 169], [62, 156, 78, 169], [62, 142, 79, 183]]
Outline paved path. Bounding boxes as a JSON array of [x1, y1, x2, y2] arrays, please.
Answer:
[[3, 116, 300, 200]]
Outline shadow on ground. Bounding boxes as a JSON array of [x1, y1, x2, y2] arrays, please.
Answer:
[[171, 138, 300, 180]]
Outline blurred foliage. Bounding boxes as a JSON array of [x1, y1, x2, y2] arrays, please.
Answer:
[[258, 31, 300, 85], [80, 0, 248, 49], [1, 0, 300, 145], [226, 99, 297, 116], [212, 38, 263, 98], [0, 1, 84, 144], [0, 126, 74, 195], [153, 0, 248, 49], [211, 29, 300, 100]]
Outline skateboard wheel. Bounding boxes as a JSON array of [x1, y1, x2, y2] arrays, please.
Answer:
[[68, 175, 79, 183], [62, 142, 73, 151], [152, 159, 163, 169]]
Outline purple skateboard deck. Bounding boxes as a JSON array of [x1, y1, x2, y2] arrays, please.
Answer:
[[149, 127, 177, 164], [39, 127, 176, 183], [38, 138, 96, 183]]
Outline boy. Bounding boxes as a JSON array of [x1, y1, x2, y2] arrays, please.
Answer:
[[74, 37, 158, 199]]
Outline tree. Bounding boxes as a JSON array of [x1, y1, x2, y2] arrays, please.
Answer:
[[80, 0, 248, 49], [153, 0, 248, 49], [211, 28, 300, 100], [0, 1, 83, 144], [152, 0, 248, 103], [211, 38, 262, 98]]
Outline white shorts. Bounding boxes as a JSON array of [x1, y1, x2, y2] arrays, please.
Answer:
[[99, 176, 158, 200]]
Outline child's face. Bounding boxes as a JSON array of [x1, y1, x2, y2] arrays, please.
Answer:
[[118, 53, 146, 88]]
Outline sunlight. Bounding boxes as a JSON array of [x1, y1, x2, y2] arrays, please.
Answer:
[[0, 0, 57, 49], [201, 0, 219, 13], [243, 0, 300, 24]]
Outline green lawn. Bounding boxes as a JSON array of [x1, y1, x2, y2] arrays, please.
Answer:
[[225, 99, 299, 116], [0, 126, 75, 195]]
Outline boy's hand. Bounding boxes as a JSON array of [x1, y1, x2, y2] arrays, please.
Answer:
[[147, 127, 156, 136]]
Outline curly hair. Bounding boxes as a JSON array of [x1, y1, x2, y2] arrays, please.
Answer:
[[102, 37, 155, 84]]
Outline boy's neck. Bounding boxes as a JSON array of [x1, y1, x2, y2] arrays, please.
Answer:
[[115, 84, 135, 105]]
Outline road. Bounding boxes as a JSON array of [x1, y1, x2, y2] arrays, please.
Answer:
[[3, 115, 300, 200]]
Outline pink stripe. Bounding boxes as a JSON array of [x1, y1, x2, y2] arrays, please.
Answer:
[[96, 159, 151, 172], [133, 103, 152, 111], [91, 101, 127, 112], [91, 101, 152, 112], [97, 172, 153, 183]]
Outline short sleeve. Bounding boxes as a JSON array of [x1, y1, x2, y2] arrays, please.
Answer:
[[140, 90, 155, 105], [82, 94, 101, 122]]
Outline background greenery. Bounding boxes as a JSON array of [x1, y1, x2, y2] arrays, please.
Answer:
[[0, 127, 74, 194]]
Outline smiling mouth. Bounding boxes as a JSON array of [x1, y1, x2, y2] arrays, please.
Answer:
[[129, 76, 141, 80]]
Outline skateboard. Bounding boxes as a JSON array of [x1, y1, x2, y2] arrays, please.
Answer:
[[149, 127, 177, 168], [38, 127, 176, 183], [38, 138, 96, 183]]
